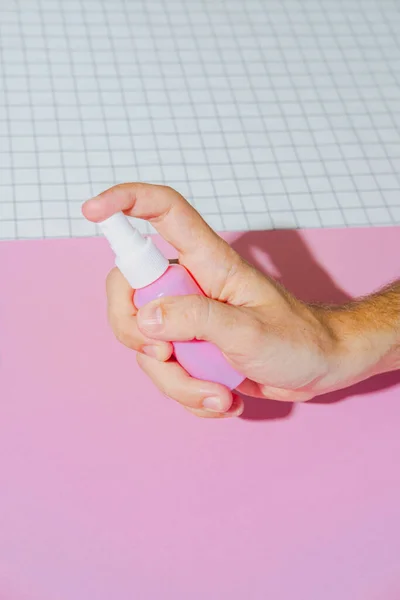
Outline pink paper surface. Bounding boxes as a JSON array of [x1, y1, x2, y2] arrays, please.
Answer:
[[1, 227, 400, 600]]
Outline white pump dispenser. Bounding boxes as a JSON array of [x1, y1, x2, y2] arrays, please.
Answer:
[[98, 212, 169, 289]]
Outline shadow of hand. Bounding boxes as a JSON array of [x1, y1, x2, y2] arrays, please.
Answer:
[[230, 229, 400, 422]]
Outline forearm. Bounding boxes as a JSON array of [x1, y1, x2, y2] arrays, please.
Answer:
[[324, 281, 400, 383]]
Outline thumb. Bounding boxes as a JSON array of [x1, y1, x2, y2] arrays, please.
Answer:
[[136, 294, 263, 358]]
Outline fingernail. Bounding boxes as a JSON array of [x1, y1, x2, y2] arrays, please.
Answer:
[[142, 345, 160, 358], [224, 406, 244, 418], [202, 396, 224, 412], [140, 305, 163, 329], [223, 396, 244, 418]]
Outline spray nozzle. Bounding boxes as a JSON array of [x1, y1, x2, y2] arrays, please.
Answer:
[[99, 212, 169, 289]]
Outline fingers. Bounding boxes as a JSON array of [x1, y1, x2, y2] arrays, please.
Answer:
[[260, 384, 313, 402], [137, 353, 244, 417], [137, 294, 262, 358], [82, 183, 244, 297], [106, 268, 173, 361], [238, 379, 314, 402], [185, 395, 245, 419], [83, 183, 224, 257]]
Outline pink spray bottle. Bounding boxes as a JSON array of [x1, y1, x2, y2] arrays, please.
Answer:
[[99, 212, 245, 390]]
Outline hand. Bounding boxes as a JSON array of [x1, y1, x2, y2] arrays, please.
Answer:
[[83, 183, 399, 418]]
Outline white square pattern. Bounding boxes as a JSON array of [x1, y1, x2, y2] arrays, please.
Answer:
[[0, 0, 399, 239]]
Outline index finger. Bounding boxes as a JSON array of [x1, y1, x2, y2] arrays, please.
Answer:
[[82, 183, 243, 296]]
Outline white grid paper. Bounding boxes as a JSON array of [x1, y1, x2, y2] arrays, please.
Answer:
[[0, 0, 400, 240]]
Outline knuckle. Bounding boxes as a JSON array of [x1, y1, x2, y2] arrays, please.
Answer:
[[135, 182, 152, 200], [111, 318, 139, 349], [187, 295, 209, 333], [162, 185, 175, 194], [158, 296, 205, 331], [234, 313, 265, 352], [250, 315, 267, 343], [163, 184, 182, 199], [152, 184, 176, 202], [114, 327, 135, 349]]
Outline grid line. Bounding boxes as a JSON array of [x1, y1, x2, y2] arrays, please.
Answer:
[[0, 0, 399, 239]]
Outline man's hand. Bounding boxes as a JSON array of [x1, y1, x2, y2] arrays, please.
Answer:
[[83, 183, 400, 418]]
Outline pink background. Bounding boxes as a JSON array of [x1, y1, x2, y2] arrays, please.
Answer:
[[1, 227, 400, 600]]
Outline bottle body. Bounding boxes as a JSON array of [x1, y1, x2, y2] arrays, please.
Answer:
[[134, 264, 245, 390]]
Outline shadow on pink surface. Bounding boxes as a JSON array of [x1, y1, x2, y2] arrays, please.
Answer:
[[240, 370, 400, 422], [231, 229, 400, 422], [1, 228, 399, 600]]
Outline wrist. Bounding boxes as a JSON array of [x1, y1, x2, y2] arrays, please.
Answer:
[[318, 299, 400, 389]]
